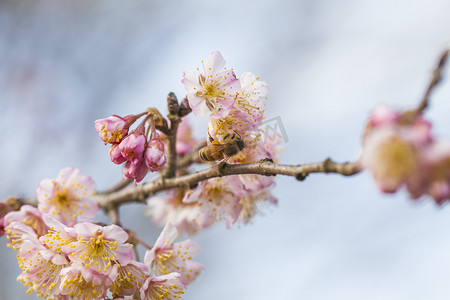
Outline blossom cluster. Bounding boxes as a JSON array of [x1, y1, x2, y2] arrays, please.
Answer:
[[3, 168, 202, 300], [146, 51, 281, 235], [362, 105, 450, 204], [95, 112, 167, 183]]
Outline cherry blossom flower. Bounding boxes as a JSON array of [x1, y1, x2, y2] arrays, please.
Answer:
[[140, 273, 186, 300], [37, 167, 98, 226], [235, 72, 268, 124], [362, 105, 437, 196], [110, 261, 148, 298], [95, 114, 138, 145], [362, 126, 423, 193], [144, 223, 203, 284], [182, 51, 240, 117], [59, 263, 117, 300], [183, 176, 244, 225], [4, 204, 47, 237], [16, 238, 69, 299], [4, 221, 38, 251], [207, 108, 255, 145], [65, 222, 133, 276], [146, 188, 207, 236]]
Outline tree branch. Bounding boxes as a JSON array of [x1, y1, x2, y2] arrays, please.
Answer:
[[413, 48, 449, 115], [94, 158, 362, 209]]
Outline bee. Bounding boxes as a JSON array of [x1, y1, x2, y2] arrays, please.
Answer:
[[199, 132, 245, 163]]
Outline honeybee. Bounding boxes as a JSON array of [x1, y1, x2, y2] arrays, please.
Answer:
[[199, 132, 245, 163]]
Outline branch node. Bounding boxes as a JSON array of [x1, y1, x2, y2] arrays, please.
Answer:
[[295, 173, 308, 181], [323, 158, 334, 173]]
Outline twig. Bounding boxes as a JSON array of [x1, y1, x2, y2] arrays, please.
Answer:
[[413, 48, 449, 115], [162, 92, 181, 178], [98, 178, 133, 195], [94, 158, 362, 208]]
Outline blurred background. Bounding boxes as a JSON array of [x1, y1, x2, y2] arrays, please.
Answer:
[[2, 0, 450, 299]]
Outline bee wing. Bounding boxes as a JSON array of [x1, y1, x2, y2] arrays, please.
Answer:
[[207, 143, 228, 154]]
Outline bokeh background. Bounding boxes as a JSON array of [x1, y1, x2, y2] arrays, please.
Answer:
[[2, 0, 450, 299]]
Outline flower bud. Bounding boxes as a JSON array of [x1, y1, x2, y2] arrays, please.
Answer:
[[119, 128, 146, 164], [145, 137, 167, 172], [109, 144, 126, 164], [123, 159, 148, 184]]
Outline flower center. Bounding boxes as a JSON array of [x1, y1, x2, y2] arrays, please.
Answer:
[[377, 138, 417, 179]]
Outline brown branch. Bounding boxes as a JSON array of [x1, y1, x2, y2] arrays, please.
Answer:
[[413, 48, 449, 115], [94, 158, 362, 209], [106, 206, 121, 226]]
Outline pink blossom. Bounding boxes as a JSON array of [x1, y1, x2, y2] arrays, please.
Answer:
[[235, 72, 268, 124], [110, 261, 148, 298], [4, 221, 38, 251], [362, 127, 425, 194], [37, 167, 98, 226], [16, 238, 69, 299], [365, 105, 433, 144], [59, 263, 116, 300], [95, 114, 135, 144], [64, 222, 133, 276], [119, 128, 147, 164], [182, 51, 240, 117], [123, 158, 149, 184], [145, 136, 167, 172], [144, 223, 203, 285], [146, 189, 208, 236], [183, 176, 244, 225], [4, 204, 47, 237], [40, 214, 78, 254], [207, 108, 255, 148], [140, 273, 186, 300]]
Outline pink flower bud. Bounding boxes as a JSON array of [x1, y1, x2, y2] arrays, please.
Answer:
[[123, 159, 148, 184], [109, 144, 126, 165], [95, 115, 130, 144], [145, 137, 167, 172], [119, 130, 146, 164]]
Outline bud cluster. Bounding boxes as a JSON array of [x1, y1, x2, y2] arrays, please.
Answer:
[[95, 111, 167, 183], [362, 105, 450, 204], [2, 168, 202, 299]]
